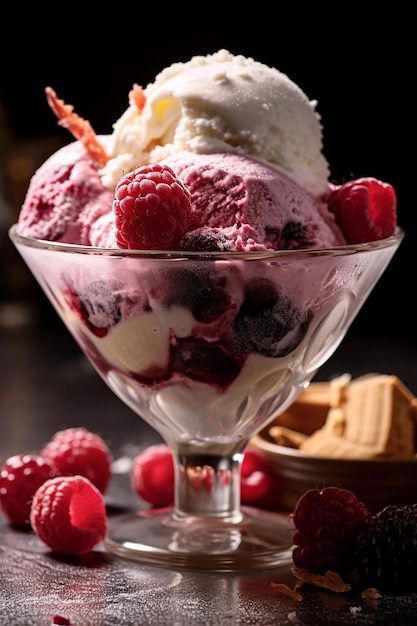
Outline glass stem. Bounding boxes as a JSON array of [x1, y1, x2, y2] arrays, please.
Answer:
[[171, 444, 247, 522]]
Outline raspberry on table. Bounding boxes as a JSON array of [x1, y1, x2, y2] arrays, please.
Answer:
[[113, 163, 191, 250], [353, 503, 417, 594], [241, 448, 282, 509], [131, 443, 282, 509], [30, 475, 107, 554], [292, 486, 372, 576], [328, 177, 397, 244], [41, 427, 112, 494], [0, 454, 59, 527], [131, 444, 175, 508]]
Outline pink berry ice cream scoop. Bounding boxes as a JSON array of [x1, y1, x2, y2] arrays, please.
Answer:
[[17, 140, 114, 245], [160, 151, 347, 251], [16, 50, 397, 250], [17, 88, 114, 246]]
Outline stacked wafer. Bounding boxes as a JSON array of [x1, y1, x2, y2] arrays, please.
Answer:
[[269, 374, 417, 459]]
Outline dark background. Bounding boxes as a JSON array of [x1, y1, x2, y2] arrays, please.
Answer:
[[1, 4, 415, 346]]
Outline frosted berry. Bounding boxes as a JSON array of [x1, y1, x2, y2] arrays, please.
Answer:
[[64, 280, 125, 338], [113, 164, 191, 250], [41, 427, 112, 494], [328, 177, 397, 244], [30, 475, 107, 554], [179, 227, 233, 251], [354, 504, 417, 594], [131, 444, 175, 507], [0, 454, 59, 527], [292, 486, 372, 575], [233, 279, 312, 358]]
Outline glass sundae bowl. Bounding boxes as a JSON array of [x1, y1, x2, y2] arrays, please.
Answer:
[[9, 224, 403, 570]]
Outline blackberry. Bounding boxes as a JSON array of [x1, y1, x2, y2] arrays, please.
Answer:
[[354, 504, 417, 594]]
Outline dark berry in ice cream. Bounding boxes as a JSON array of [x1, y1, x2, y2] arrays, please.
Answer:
[[292, 486, 372, 576], [328, 177, 397, 244], [64, 278, 148, 337], [155, 266, 234, 324], [266, 221, 311, 249], [233, 278, 312, 357], [353, 504, 417, 594], [180, 227, 234, 251], [191, 284, 232, 324], [113, 164, 191, 250], [171, 340, 240, 388], [64, 281, 123, 337]]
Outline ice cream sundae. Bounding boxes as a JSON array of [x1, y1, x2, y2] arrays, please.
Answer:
[[9, 50, 403, 570]]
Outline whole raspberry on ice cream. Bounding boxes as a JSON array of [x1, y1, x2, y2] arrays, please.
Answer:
[[328, 177, 397, 244], [113, 164, 191, 250]]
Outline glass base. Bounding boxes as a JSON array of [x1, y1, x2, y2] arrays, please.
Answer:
[[104, 506, 294, 571]]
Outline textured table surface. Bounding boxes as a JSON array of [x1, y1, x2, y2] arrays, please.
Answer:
[[1, 322, 417, 626]]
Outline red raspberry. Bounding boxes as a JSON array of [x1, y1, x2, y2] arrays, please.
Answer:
[[131, 444, 175, 508], [328, 177, 397, 244], [52, 616, 71, 625], [0, 454, 59, 527], [41, 427, 112, 494], [30, 475, 107, 554], [292, 486, 372, 576], [240, 448, 282, 509], [131, 444, 282, 510], [113, 164, 191, 250]]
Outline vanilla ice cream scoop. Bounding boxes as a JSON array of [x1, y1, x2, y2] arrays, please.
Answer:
[[103, 50, 330, 197]]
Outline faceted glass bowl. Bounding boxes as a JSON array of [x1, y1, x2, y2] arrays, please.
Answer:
[[9, 224, 404, 570]]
